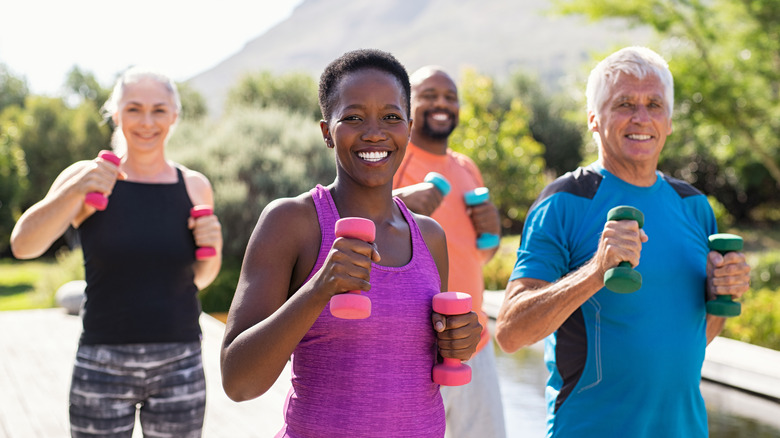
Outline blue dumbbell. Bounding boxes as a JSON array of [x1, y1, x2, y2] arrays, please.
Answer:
[[424, 172, 451, 196], [464, 187, 500, 250]]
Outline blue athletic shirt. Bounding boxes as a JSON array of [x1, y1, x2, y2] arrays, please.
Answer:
[[510, 162, 716, 438]]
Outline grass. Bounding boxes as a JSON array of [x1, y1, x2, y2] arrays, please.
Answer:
[[0, 259, 58, 310]]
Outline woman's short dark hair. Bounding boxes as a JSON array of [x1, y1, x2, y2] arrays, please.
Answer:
[[318, 49, 410, 122]]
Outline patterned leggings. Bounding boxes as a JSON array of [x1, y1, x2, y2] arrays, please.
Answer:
[[69, 342, 206, 438]]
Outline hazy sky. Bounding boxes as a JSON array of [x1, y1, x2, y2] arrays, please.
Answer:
[[0, 0, 304, 95]]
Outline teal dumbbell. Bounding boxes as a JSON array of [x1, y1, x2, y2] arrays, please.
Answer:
[[706, 233, 743, 317], [603, 206, 644, 293], [464, 187, 500, 250], [424, 172, 451, 196]]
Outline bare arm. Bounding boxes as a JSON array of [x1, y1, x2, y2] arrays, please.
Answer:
[[496, 218, 647, 353], [496, 261, 606, 352], [182, 166, 222, 290], [392, 182, 444, 216], [11, 158, 122, 259], [220, 197, 380, 401]]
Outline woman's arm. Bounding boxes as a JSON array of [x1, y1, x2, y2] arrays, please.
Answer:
[[220, 196, 380, 401], [11, 158, 121, 259], [181, 167, 222, 290]]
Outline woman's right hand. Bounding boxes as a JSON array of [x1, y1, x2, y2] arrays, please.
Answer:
[[79, 154, 125, 205], [311, 235, 381, 300]]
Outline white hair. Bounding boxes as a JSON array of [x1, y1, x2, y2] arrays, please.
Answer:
[[586, 46, 674, 119], [101, 66, 181, 155]]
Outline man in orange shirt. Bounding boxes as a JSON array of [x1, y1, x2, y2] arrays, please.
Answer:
[[393, 66, 506, 438]]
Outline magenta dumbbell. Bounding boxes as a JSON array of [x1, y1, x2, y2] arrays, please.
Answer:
[[84, 150, 121, 210], [431, 291, 472, 386], [330, 217, 376, 319], [190, 205, 217, 260]]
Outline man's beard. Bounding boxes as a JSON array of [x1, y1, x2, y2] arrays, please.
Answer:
[[420, 110, 456, 140]]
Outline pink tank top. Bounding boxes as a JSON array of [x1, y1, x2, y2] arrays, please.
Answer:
[[277, 185, 445, 438]]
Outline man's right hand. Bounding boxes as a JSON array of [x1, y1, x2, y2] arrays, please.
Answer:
[[392, 182, 444, 216]]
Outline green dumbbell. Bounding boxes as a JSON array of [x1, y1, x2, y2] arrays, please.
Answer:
[[603, 206, 645, 294], [706, 233, 743, 317]]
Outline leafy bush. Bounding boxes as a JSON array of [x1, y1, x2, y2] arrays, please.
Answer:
[[167, 107, 336, 310], [483, 235, 520, 291], [723, 287, 780, 350], [450, 69, 549, 234], [748, 251, 780, 292], [167, 107, 335, 262]]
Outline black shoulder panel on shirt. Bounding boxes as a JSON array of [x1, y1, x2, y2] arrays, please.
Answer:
[[529, 166, 603, 212], [660, 172, 704, 199]]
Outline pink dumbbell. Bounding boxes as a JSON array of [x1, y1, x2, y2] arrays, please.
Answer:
[[190, 205, 217, 260], [431, 291, 473, 386], [84, 150, 121, 211], [330, 217, 375, 319]]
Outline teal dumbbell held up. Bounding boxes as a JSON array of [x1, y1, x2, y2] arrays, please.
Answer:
[[424, 172, 451, 196], [706, 233, 743, 317], [463, 187, 500, 250], [603, 206, 645, 293]]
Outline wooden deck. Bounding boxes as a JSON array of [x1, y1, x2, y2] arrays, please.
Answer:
[[0, 309, 290, 438], [3, 295, 780, 437]]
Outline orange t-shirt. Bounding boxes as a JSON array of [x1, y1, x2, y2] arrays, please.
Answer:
[[393, 141, 491, 353]]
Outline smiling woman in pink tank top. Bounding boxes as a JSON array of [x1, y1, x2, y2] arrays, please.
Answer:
[[220, 49, 482, 437]]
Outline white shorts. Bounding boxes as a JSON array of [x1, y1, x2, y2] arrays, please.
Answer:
[[440, 340, 506, 438]]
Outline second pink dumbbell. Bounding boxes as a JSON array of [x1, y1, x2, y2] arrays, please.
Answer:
[[330, 217, 375, 319], [190, 205, 217, 260], [84, 150, 121, 211], [431, 291, 473, 386]]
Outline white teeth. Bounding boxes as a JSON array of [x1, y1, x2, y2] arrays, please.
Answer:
[[432, 114, 449, 121], [357, 151, 388, 162], [627, 134, 651, 140]]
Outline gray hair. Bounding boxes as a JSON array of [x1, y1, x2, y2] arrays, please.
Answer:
[[101, 67, 181, 154], [586, 46, 674, 118]]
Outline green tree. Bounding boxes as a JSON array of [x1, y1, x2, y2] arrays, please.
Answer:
[[0, 64, 29, 112], [0, 65, 29, 255], [502, 72, 584, 176], [225, 71, 320, 119], [554, 0, 780, 221], [64, 66, 110, 109], [450, 69, 548, 233], [167, 107, 335, 311], [3, 96, 111, 211], [177, 82, 208, 120], [0, 124, 28, 256], [167, 107, 335, 262]]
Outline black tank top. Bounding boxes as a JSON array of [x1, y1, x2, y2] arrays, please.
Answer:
[[78, 167, 201, 345]]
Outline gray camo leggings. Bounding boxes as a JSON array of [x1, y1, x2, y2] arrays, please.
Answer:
[[69, 342, 205, 438]]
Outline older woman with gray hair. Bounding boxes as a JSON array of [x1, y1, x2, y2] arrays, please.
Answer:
[[11, 67, 222, 437]]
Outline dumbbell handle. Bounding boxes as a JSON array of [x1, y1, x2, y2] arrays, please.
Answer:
[[464, 187, 500, 249], [84, 150, 121, 211], [190, 205, 217, 260], [431, 292, 472, 386], [706, 233, 743, 317], [330, 218, 376, 319], [603, 206, 644, 293]]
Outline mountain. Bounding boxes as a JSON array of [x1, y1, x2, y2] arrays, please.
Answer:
[[187, 0, 652, 117]]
